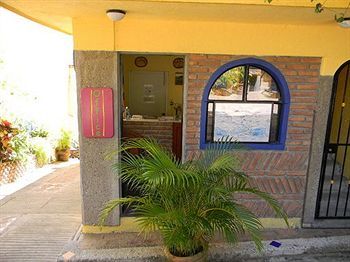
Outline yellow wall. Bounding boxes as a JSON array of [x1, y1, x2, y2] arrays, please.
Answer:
[[72, 17, 350, 76], [122, 54, 184, 116]]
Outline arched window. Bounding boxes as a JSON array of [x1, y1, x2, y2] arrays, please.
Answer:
[[200, 58, 290, 150]]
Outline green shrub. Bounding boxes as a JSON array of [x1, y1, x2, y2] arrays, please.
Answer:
[[100, 138, 288, 257], [1, 119, 31, 163], [30, 127, 49, 138], [56, 129, 72, 150], [33, 145, 49, 167], [11, 131, 31, 163]]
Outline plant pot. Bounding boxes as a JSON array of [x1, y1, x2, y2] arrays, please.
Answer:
[[164, 248, 207, 262], [55, 148, 70, 162]]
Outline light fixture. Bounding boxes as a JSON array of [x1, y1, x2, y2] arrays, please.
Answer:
[[338, 17, 350, 28], [106, 9, 126, 21]]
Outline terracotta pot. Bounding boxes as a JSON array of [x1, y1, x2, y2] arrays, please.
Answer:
[[164, 248, 207, 262], [55, 148, 70, 162]]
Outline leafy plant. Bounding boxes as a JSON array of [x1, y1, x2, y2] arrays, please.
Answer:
[[0, 119, 19, 162], [33, 145, 49, 167], [30, 127, 49, 138], [266, 0, 350, 22], [11, 130, 31, 163], [99, 138, 288, 257], [56, 129, 72, 150], [0, 119, 31, 163], [30, 137, 52, 167]]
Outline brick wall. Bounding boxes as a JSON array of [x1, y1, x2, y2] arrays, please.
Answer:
[[123, 120, 173, 152], [186, 55, 321, 217]]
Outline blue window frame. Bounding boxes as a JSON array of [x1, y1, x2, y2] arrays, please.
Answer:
[[200, 58, 290, 150]]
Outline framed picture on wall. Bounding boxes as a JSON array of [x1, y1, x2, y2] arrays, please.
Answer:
[[175, 72, 183, 85]]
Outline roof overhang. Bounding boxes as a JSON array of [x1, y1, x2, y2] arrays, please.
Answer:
[[1, 0, 349, 34]]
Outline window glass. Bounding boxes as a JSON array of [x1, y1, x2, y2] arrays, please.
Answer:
[[247, 67, 280, 101], [209, 66, 244, 101], [213, 103, 272, 142]]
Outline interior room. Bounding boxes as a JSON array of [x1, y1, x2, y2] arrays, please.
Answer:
[[120, 54, 184, 204]]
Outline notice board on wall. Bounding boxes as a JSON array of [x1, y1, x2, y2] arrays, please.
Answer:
[[81, 88, 114, 138]]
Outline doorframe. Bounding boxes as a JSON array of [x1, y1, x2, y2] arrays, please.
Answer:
[[119, 52, 187, 160], [118, 52, 188, 203], [302, 60, 350, 228]]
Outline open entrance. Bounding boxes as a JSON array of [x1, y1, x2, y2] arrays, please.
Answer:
[[119, 54, 185, 214], [316, 60, 350, 219]]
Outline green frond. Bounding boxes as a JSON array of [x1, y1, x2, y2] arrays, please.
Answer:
[[228, 203, 264, 251], [207, 153, 239, 174], [100, 138, 289, 255], [240, 188, 289, 227]]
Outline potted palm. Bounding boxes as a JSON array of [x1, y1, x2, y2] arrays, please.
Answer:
[[99, 138, 288, 261], [55, 129, 72, 162]]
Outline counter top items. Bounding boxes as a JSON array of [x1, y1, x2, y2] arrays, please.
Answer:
[[131, 115, 143, 120], [158, 116, 175, 121], [123, 118, 181, 123], [125, 107, 131, 120]]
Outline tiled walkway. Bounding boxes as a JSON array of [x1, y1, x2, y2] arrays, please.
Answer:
[[0, 163, 81, 261]]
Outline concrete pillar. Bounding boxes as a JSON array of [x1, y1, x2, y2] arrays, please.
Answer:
[[74, 51, 120, 226]]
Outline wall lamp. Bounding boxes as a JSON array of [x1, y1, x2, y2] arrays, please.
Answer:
[[338, 17, 350, 28]]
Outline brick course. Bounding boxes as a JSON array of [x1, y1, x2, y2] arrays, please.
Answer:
[[185, 55, 321, 217], [123, 120, 173, 152]]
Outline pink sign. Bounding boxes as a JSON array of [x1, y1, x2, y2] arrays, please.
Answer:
[[81, 88, 114, 138]]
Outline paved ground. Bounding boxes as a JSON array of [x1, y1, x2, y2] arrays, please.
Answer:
[[0, 163, 81, 261], [1, 162, 349, 261], [58, 234, 350, 261]]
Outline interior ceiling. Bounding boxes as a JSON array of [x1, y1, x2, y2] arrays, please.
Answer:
[[1, 0, 348, 34]]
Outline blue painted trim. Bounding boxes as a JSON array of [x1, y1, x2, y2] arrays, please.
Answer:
[[199, 58, 290, 150]]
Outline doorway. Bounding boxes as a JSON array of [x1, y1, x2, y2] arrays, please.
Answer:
[[119, 54, 185, 214], [315, 61, 350, 219]]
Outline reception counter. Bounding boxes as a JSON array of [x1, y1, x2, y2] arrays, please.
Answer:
[[122, 119, 182, 159]]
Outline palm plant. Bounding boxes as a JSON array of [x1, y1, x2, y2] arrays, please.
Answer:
[[99, 138, 288, 258]]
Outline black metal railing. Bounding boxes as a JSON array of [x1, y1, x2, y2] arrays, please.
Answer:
[[316, 61, 350, 219]]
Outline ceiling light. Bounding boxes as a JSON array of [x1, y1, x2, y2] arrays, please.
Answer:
[[106, 9, 126, 21], [338, 17, 350, 28]]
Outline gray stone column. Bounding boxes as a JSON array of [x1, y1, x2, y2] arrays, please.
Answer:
[[74, 51, 120, 226]]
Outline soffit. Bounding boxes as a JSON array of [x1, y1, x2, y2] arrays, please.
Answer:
[[1, 0, 348, 34]]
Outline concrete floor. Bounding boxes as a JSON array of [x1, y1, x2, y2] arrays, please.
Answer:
[[0, 163, 81, 261]]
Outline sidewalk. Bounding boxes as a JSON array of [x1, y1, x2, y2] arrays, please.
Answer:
[[58, 224, 350, 261], [0, 163, 81, 261]]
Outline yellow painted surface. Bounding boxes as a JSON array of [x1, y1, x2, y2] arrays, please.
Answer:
[[82, 217, 299, 234], [73, 17, 350, 75], [82, 217, 141, 234], [2, 0, 349, 74], [1, 0, 349, 34], [122, 55, 183, 116], [261, 217, 300, 229]]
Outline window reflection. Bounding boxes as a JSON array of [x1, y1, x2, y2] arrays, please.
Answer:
[[209, 66, 244, 101], [214, 103, 272, 142], [247, 67, 280, 101]]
